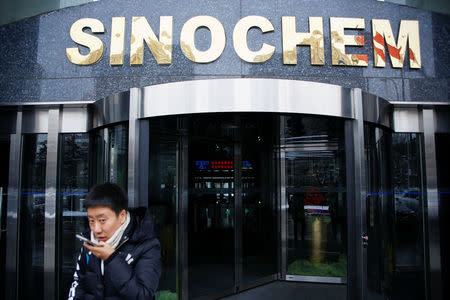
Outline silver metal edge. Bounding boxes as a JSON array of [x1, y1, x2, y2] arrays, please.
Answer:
[[345, 88, 367, 300], [127, 88, 140, 208], [362, 92, 392, 129], [285, 275, 347, 284], [393, 107, 423, 133], [5, 110, 22, 300], [60, 106, 90, 133], [422, 109, 442, 300], [279, 116, 287, 280], [0, 101, 94, 106], [44, 108, 60, 300], [92, 91, 129, 129], [22, 108, 49, 133], [139, 79, 354, 120]]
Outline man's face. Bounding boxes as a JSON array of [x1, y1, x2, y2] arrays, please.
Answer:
[[87, 206, 126, 242]]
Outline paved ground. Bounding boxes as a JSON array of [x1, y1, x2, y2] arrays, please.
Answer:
[[220, 281, 346, 300]]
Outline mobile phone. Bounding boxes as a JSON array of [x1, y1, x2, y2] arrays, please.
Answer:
[[76, 234, 99, 246]]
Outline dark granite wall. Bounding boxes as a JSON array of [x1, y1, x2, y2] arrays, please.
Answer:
[[0, 0, 448, 103]]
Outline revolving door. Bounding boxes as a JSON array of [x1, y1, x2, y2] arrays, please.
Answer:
[[146, 112, 348, 299]]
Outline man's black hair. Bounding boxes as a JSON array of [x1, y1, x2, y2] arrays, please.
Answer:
[[83, 182, 128, 215]]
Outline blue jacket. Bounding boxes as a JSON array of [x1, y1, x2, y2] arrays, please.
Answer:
[[68, 207, 162, 300]]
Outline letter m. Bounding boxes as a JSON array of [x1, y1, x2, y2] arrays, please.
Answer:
[[372, 19, 421, 69]]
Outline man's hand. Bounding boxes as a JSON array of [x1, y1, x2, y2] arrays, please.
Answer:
[[83, 241, 115, 260]]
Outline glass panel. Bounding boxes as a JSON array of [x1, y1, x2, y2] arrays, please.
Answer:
[[241, 115, 277, 285], [148, 118, 179, 300], [18, 134, 47, 300], [0, 135, 10, 297], [436, 133, 450, 300], [366, 130, 427, 300], [91, 124, 128, 190], [365, 126, 394, 300], [285, 116, 347, 278], [188, 116, 235, 299], [391, 133, 426, 300], [57, 133, 89, 300]]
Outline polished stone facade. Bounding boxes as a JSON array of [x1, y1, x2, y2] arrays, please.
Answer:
[[0, 0, 448, 103]]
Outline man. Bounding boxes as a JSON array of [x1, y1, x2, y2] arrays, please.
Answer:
[[68, 182, 162, 300]]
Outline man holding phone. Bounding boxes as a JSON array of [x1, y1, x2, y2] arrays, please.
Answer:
[[68, 182, 162, 300]]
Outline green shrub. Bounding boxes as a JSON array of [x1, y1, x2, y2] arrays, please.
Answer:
[[287, 255, 347, 277], [155, 290, 178, 300]]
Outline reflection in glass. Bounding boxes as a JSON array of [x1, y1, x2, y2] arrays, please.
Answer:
[[148, 119, 179, 300], [365, 126, 394, 300], [241, 115, 277, 285], [436, 133, 450, 300], [391, 133, 426, 300], [18, 134, 47, 300], [188, 134, 235, 299], [285, 116, 347, 278], [57, 133, 89, 300], [0, 136, 10, 297], [366, 130, 427, 300], [91, 124, 128, 190]]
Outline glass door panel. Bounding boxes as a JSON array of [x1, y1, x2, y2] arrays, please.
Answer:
[[436, 133, 450, 300], [18, 134, 47, 300], [284, 116, 347, 280], [365, 126, 395, 300], [57, 133, 89, 300], [241, 116, 278, 286], [0, 135, 10, 298], [188, 116, 236, 299], [148, 119, 179, 300], [391, 133, 426, 300], [91, 124, 128, 190]]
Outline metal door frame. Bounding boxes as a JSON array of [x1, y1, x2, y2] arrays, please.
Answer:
[[2, 79, 448, 300]]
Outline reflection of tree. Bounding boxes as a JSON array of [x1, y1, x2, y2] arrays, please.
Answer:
[[61, 134, 89, 189], [392, 134, 420, 190], [312, 159, 329, 186], [34, 139, 47, 191]]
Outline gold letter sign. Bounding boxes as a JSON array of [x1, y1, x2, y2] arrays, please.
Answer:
[[372, 19, 421, 68], [65, 16, 422, 69], [110, 17, 126, 65], [180, 16, 226, 63], [233, 16, 275, 63], [282, 16, 324, 65], [330, 17, 368, 67], [130, 16, 173, 65], [66, 18, 104, 65]]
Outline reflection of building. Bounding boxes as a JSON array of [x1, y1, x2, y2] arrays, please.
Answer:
[[0, 1, 449, 300]]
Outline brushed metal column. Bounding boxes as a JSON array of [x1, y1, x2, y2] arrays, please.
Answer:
[[279, 116, 287, 279], [422, 108, 442, 300], [44, 107, 60, 300], [346, 89, 367, 300], [128, 87, 141, 207], [5, 110, 21, 300]]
